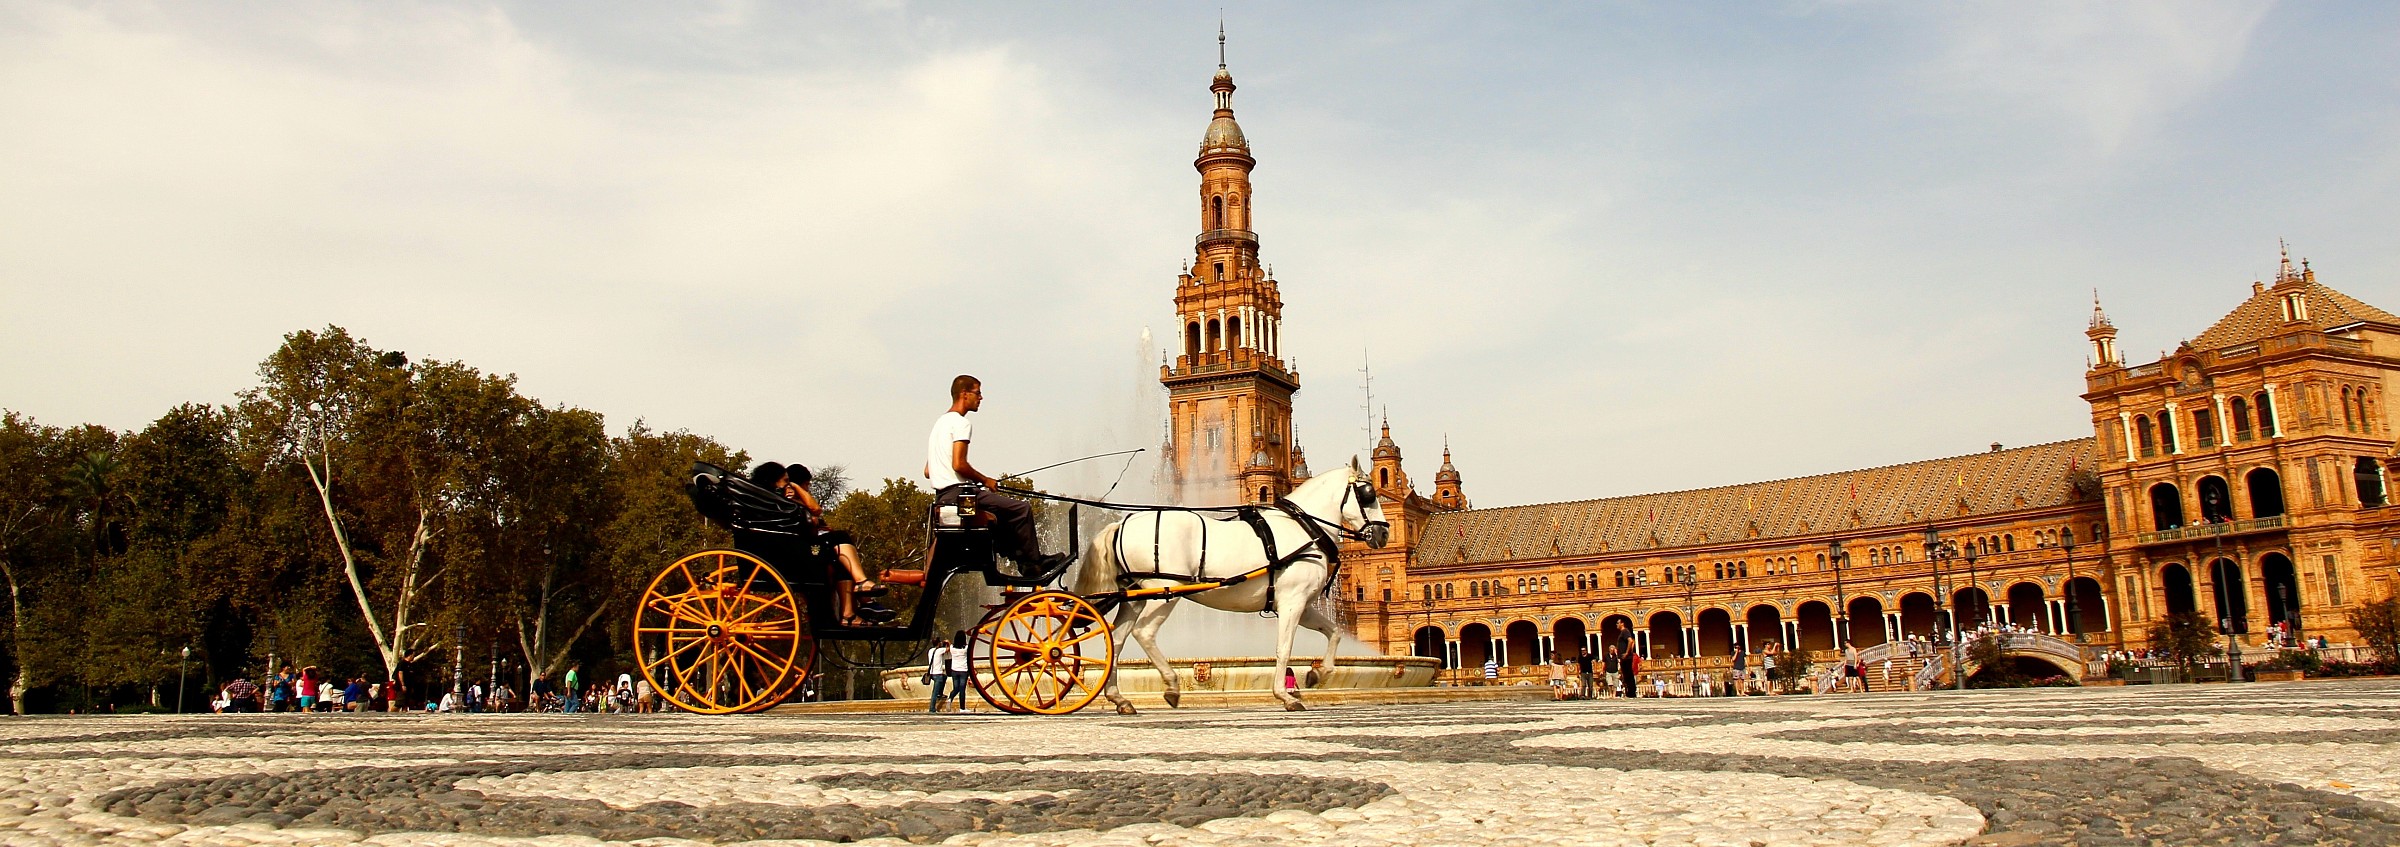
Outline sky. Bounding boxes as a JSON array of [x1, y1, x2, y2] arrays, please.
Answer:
[[4, 1, 2398, 509]]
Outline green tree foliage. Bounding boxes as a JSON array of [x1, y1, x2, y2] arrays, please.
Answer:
[[2147, 610, 2222, 673], [0, 326, 762, 711], [2346, 597, 2400, 663]]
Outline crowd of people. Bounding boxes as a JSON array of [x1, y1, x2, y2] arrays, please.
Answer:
[[208, 663, 665, 714]]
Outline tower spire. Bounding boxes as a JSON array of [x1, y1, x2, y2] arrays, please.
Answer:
[[1218, 19, 1227, 68]]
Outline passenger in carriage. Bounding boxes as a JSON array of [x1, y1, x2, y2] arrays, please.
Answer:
[[751, 461, 890, 626], [926, 375, 1066, 571]]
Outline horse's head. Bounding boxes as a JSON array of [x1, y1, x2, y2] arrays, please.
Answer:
[[1342, 466, 1392, 548]]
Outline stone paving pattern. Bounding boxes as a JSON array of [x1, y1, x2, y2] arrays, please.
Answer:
[[5, 680, 2400, 845]]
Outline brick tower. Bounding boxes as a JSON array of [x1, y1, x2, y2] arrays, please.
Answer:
[[1162, 30, 1299, 505]]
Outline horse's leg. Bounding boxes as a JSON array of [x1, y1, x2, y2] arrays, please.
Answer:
[[1126, 598, 1183, 708], [1271, 582, 1310, 711], [1101, 598, 1146, 715], [1298, 599, 1342, 689]]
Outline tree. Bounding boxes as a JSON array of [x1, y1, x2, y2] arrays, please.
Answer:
[[0, 413, 115, 713], [574, 422, 744, 684], [1767, 648, 1812, 693], [1964, 632, 2023, 688], [2147, 610, 2221, 673], [2346, 597, 2400, 663]]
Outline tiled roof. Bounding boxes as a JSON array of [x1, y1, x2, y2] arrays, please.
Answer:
[[2189, 278, 2400, 350], [1416, 439, 2098, 566]]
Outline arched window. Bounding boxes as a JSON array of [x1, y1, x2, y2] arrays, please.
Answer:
[[1206, 319, 1222, 352], [1210, 195, 1224, 229], [2194, 408, 2216, 447], [2247, 467, 2286, 518], [2004, 535, 2015, 552], [1185, 322, 1202, 361], [2344, 387, 2360, 432], [2150, 483, 2186, 531], [1226, 317, 1242, 350], [2158, 412, 2178, 453], [2231, 397, 2252, 440], [1378, 467, 1390, 487], [1815, 554, 1826, 570], [2136, 415, 2156, 456], [2254, 392, 2275, 435]]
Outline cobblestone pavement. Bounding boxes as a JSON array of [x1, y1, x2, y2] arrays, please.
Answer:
[[5, 680, 2400, 846]]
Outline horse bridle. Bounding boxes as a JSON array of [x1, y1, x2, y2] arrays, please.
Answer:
[[1283, 480, 1391, 550]]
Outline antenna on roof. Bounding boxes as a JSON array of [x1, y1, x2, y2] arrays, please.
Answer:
[[1218, 17, 1227, 68]]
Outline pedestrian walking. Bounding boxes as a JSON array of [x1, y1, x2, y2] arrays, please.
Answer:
[[1547, 655, 1569, 699], [926, 639, 953, 713], [1602, 647, 1620, 698], [1482, 655, 1499, 686], [1731, 645, 1747, 696], [944, 630, 971, 713], [1574, 648, 1596, 699]]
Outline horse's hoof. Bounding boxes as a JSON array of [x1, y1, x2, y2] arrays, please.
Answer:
[[1162, 691, 1181, 708], [1114, 701, 1139, 716], [1283, 699, 1306, 712]]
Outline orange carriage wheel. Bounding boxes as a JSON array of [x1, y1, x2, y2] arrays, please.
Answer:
[[633, 550, 812, 715], [965, 601, 1030, 714], [985, 591, 1115, 715]]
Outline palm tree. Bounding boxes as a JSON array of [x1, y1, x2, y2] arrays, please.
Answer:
[[61, 450, 120, 557]]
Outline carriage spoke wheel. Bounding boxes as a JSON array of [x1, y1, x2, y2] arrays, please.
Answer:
[[985, 591, 1115, 715], [633, 550, 811, 715], [966, 601, 1030, 714]]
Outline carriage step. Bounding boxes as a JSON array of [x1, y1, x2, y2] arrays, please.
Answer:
[[882, 569, 927, 586]]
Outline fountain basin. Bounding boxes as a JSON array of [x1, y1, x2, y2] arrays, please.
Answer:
[[880, 654, 1439, 701]]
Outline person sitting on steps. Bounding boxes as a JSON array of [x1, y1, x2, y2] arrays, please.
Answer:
[[752, 461, 890, 625], [926, 375, 1067, 572]]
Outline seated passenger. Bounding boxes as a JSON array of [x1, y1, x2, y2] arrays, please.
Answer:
[[751, 462, 889, 625]]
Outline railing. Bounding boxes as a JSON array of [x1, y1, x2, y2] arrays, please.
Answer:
[[1194, 228, 1259, 248], [1915, 655, 1948, 689], [2126, 363, 2165, 378], [2134, 514, 2286, 545]]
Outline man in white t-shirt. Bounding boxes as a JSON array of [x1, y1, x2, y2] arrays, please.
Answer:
[[927, 375, 1057, 569]]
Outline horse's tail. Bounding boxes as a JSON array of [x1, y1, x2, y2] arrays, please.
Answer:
[[1075, 520, 1123, 596]]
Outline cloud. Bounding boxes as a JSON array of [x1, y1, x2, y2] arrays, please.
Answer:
[[1917, 1, 2273, 154]]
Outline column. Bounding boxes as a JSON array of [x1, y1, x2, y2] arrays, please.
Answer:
[[2165, 402, 2183, 453], [1994, 603, 2010, 628], [2213, 393, 2230, 446], [1783, 621, 1799, 650], [1886, 613, 1901, 642], [1636, 632, 1651, 658], [2118, 412, 2134, 461], [1683, 625, 1698, 658], [2098, 594, 2113, 632], [1733, 623, 1749, 653], [1494, 637, 1508, 667], [2265, 383, 2284, 436], [1539, 634, 1554, 664], [1445, 641, 1458, 669]]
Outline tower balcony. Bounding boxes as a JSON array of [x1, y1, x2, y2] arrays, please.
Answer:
[[1195, 229, 1259, 249]]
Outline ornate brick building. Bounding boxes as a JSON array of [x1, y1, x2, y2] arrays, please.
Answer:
[[1155, 51, 2400, 682]]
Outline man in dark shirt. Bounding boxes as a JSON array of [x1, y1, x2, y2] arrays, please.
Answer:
[[1573, 648, 1596, 699], [223, 678, 259, 713]]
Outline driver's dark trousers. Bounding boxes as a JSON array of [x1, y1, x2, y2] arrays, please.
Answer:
[[943, 486, 1043, 562]]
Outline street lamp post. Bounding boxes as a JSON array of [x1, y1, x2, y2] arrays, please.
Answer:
[[1923, 528, 1964, 692], [2063, 529, 2082, 642], [1826, 540, 1850, 647], [1679, 568, 1698, 693], [176, 645, 190, 714]]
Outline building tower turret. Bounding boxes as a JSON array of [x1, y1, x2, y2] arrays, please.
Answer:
[[1370, 416, 1410, 497], [1163, 28, 1299, 504], [1432, 438, 1466, 510], [2087, 291, 2120, 370]]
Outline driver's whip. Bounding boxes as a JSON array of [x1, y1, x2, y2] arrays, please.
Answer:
[[1009, 448, 1146, 479]]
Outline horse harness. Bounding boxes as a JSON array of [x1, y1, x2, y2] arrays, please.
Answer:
[[1110, 483, 1384, 618]]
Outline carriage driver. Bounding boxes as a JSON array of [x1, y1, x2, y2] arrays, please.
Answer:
[[927, 375, 1066, 571]]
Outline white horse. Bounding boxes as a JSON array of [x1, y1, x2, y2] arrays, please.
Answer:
[[1074, 465, 1390, 713]]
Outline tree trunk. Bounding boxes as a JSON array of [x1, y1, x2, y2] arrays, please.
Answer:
[[7, 569, 23, 716], [304, 442, 403, 679]]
